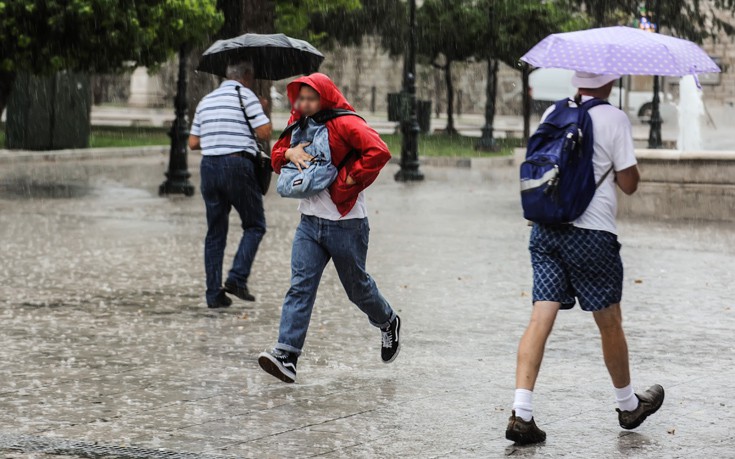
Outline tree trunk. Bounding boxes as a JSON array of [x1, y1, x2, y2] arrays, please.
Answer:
[[216, 0, 276, 119], [444, 62, 457, 135], [522, 65, 531, 146], [591, 0, 607, 27], [0, 70, 16, 129], [433, 66, 442, 118], [187, 45, 219, 125], [476, 59, 499, 151]]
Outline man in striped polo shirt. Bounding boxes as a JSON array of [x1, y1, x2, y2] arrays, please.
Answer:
[[188, 61, 272, 308]]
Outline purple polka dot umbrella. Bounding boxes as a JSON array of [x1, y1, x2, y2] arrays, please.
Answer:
[[521, 26, 720, 81]]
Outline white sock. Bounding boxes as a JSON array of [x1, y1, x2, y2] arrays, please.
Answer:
[[513, 389, 534, 421], [614, 384, 639, 412]]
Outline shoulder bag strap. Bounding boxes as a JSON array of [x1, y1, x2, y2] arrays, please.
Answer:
[[235, 86, 260, 152]]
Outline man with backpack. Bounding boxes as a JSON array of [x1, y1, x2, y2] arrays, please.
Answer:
[[507, 72, 664, 444], [257, 73, 399, 383]]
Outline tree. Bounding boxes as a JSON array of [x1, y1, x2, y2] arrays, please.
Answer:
[[572, 0, 735, 40], [475, 0, 588, 148], [187, 1, 381, 123], [0, 0, 223, 118], [414, 0, 485, 135], [301, 0, 406, 50]]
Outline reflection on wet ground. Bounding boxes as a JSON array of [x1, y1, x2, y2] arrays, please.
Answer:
[[0, 155, 733, 458]]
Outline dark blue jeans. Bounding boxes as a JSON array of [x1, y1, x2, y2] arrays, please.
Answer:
[[200, 155, 265, 304], [275, 215, 395, 355]]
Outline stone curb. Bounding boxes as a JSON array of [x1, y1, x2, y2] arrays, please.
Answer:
[[634, 148, 735, 161], [389, 155, 514, 169], [0, 145, 168, 164], [1, 145, 516, 169]]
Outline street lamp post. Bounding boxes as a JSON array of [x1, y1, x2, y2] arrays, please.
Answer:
[[394, 0, 424, 182], [647, 0, 664, 149], [160, 45, 195, 197]]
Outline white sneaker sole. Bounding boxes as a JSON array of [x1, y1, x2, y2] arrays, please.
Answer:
[[382, 317, 401, 364], [258, 352, 296, 383], [383, 342, 401, 364]]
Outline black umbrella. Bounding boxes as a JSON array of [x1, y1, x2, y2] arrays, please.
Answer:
[[196, 33, 325, 80]]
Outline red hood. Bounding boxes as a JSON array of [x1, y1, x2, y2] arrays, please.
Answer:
[[286, 73, 355, 121], [273, 73, 391, 217]]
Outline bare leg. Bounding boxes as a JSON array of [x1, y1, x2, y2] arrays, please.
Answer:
[[515, 301, 561, 390], [593, 303, 630, 388]]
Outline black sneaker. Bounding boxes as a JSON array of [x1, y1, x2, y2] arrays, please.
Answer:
[[207, 290, 232, 309], [224, 280, 255, 302], [381, 316, 401, 363], [506, 411, 547, 445], [258, 349, 297, 383], [617, 384, 665, 430]]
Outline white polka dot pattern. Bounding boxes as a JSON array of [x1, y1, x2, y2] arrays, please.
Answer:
[[520, 26, 721, 76]]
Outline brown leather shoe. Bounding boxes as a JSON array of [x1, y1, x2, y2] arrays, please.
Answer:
[[506, 410, 546, 445], [617, 384, 665, 430]]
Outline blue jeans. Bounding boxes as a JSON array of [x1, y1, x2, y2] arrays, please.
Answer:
[[200, 155, 265, 304], [276, 215, 395, 355]]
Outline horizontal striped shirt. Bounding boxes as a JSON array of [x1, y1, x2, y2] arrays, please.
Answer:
[[190, 80, 270, 156]]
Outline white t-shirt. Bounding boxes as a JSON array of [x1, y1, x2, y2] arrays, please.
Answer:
[[298, 190, 368, 220], [541, 96, 637, 235]]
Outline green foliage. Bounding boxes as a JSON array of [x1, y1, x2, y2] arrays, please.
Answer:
[[0, 0, 223, 75], [478, 0, 589, 68], [305, 0, 407, 50], [275, 0, 362, 45], [416, 0, 485, 64], [572, 0, 735, 42]]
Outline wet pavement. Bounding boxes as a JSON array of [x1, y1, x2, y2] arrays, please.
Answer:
[[0, 153, 733, 458]]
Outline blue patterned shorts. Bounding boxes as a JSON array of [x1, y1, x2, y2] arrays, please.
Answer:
[[529, 224, 623, 312]]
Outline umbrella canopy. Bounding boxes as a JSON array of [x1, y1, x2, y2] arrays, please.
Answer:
[[521, 26, 720, 77], [197, 33, 325, 80]]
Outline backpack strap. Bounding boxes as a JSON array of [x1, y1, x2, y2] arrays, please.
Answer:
[[596, 166, 614, 188], [578, 98, 613, 189], [579, 97, 610, 112], [336, 149, 358, 170], [278, 120, 301, 140], [277, 109, 364, 141], [312, 108, 365, 124], [316, 109, 365, 170]]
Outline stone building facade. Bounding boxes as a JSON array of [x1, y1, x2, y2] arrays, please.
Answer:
[[700, 31, 735, 104], [105, 19, 735, 117], [270, 36, 523, 116]]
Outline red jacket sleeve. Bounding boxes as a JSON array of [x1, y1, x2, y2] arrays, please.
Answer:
[[334, 117, 391, 186], [271, 134, 291, 174]]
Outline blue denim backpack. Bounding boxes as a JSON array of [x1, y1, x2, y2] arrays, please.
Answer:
[[276, 109, 362, 199], [520, 97, 612, 224]]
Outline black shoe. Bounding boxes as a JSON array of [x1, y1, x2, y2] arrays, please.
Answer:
[[381, 316, 401, 363], [506, 411, 547, 445], [224, 280, 255, 302], [207, 290, 232, 309], [258, 349, 297, 383], [617, 384, 665, 430]]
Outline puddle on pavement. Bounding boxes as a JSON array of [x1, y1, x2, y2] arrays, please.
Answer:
[[0, 177, 91, 199]]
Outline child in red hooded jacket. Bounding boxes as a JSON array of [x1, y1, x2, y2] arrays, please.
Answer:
[[258, 74, 401, 383]]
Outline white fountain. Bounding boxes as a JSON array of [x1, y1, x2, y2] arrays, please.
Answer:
[[676, 75, 704, 151]]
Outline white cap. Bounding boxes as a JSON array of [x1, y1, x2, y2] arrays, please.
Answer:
[[571, 71, 621, 89]]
